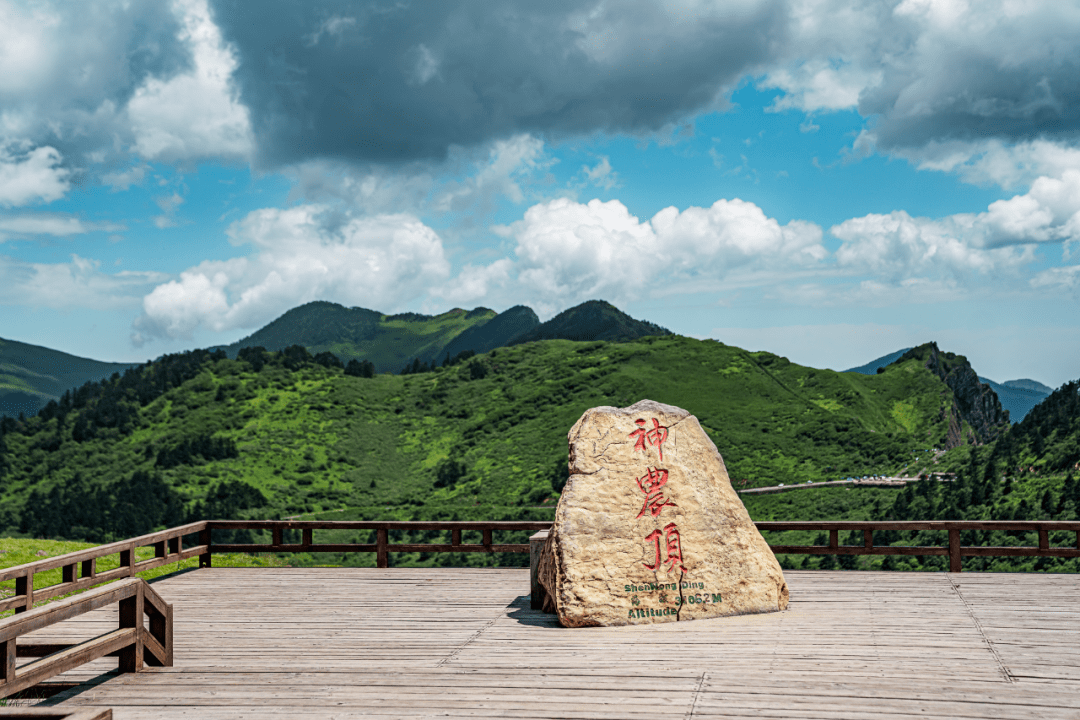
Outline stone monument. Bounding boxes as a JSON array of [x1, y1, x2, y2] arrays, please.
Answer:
[[537, 399, 789, 627]]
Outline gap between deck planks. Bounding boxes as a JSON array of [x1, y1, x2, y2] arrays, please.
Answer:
[[16, 569, 1079, 719]]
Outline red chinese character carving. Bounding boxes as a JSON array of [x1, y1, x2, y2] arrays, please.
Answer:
[[663, 522, 686, 572], [643, 529, 662, 570], [635, 467, 676, 518], [642, 522, 688, 573], [629, 417, 668, 461]]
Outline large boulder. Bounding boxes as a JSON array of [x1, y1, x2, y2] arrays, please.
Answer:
[[538, 399, 789, 627]]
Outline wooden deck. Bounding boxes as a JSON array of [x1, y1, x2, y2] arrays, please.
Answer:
[[20, 568, 1080, 719]]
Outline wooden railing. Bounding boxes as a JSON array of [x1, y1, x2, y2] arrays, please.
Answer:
[[1, 518, 1077, 698], [0, 522, 206, 615], [755, 520, 1080, 572], [0, 577, 172, 699], [204, 520, 552, 568]]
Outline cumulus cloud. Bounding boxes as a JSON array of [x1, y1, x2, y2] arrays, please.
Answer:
[[0, 254, 167, 309], [132, 205, 450, 342], [831, 169, 1080, 282], [452, 196, 826, 313], [0, 144, 70, 207], [208, 0, 784, 166]]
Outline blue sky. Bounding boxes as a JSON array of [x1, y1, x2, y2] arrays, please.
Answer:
[[2, 0, 1079, 388]]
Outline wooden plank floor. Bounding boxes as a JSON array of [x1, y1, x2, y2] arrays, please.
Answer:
[[18, 569, 1080, 719]]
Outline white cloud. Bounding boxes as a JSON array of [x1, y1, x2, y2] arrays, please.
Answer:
[[132, 205, 450, 341], [0, 253, 166, 309], [829, 169, 1080, 284], [487, 196, 826, 314], [0, 144, 70, 207], [1031, 264, 1080, 291], [579, 156, 618, 191], [126, 0, 252, 162], [0, 213, 123, 241], [101, 164, 150, 192], [434, 134, 552, 213]]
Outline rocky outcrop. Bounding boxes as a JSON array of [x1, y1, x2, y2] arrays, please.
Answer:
[[538, 399, 789, 627], [898, 343, 1009, 447]]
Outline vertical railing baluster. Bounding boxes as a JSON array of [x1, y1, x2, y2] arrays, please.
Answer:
[[377, 528, 389, 568], [199, 526, 212, 569], [14, 573, 32, 614], [828, 530, 838, 550], [948, 529, 961, 572]]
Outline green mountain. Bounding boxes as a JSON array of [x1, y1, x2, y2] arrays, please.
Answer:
[[216, 301, 503, 373], [891, 342, 1009, 445], [0, 335, 1009, 545], [509, 299, 671, 345], [0, 337, 138, 419]]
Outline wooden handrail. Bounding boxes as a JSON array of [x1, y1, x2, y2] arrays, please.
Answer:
[[5, 519, 1077, 600], [203, 520, 551, 568], [0, 577, 172, 699], [0, 522, 207, 614], [754, 520, 1080, 572]]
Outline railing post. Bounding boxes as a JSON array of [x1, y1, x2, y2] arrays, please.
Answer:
[[302, 528, 313, 547], [118, 582, 144, 673], [1038, 527, 1049, 553], [863, 529, 873, 550], [199, 526, 212, 569], [272, 526, 283, 548], [120, 545, 134, 576], [530, 530, 549, 610], [1, 637, 14, 686], [482, 527, 493, 552], [376, 528, 389, 568], [828, 530, 838, 550], [451, 528, 461, 546], [14, 574, 32, 614], [948, 529, 962, 573]]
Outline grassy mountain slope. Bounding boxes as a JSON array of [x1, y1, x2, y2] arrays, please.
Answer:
[[0, 337, 137, 419], [0, 336, 987, 539]]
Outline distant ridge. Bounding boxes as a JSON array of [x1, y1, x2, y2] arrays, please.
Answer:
[[509, 300, 672, 345], [844, 348, 913, 375], [977, 377, 1051, 424], [214, 299, 665, 373], [0, 337, 138, 418]]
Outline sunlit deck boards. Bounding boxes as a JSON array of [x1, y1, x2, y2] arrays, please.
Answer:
[[25, 568, 1080, 719]]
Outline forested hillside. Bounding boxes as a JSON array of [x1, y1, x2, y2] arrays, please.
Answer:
[[0, 335, 985, 542]]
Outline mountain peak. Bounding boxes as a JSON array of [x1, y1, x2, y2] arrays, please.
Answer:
[[508, 300, 672, 345], [896, 342, 1009, 446]]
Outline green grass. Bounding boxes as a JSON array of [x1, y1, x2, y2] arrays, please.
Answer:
[[0, 537, 291, 618]]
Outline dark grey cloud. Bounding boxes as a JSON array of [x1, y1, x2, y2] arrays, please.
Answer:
[[209, 0, 787, 166], [854, 2, 1080, 152]]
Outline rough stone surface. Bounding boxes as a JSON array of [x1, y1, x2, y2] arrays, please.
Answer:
[[538, 399, 789, 627]]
